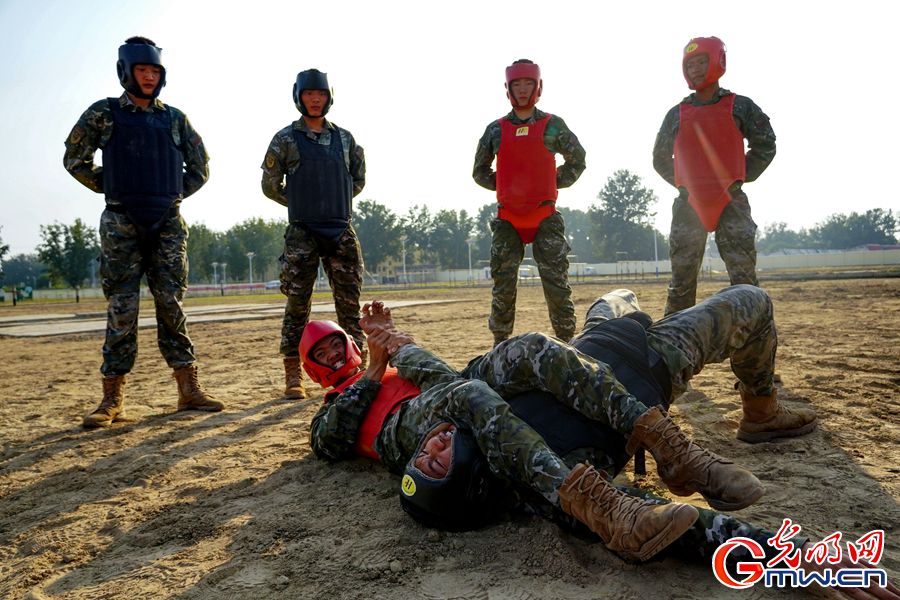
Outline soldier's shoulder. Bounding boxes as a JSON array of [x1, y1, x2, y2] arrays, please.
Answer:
[[731, 93, 764, 111], [332, 122, 358, 140], [82, 98, 114, 118], [163, 103, 188, 120], [271, 123, 298, 142]]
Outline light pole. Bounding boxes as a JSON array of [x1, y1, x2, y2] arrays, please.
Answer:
[[221, 263, 227, 291], [212, 262, 219, 287], [649, 212, 659, 278], [246, 252, 255, 292], [466, 237, 474, 283], [399, 235, 408, 284]]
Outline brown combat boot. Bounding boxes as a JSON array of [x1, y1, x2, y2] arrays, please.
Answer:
[[83, 375, 127, 428], [626, 407, 765, 511], [559, 463, 699, 563], [282, 356, 307, 400], [737, 385, 817, 443], [173, 365, 224, 412]]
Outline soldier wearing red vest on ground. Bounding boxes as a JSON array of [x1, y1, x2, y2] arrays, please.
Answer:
[[301, 300, 786, 563], [473, 59, 586, 346], [653, 37, 776, 316]]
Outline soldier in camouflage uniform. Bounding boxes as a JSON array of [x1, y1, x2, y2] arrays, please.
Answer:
[[261, 69, 367, 401], [64, 37, 223, 428], [473, 59, 585, 345], [304, 293, 787, 561], [653, 37, 776, 316]]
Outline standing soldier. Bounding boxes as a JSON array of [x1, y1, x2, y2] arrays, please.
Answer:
[[653, 37, 776, 316], [64, 37, 223, 428], [474, 59, 586, 346], [261, 69, 367, 400]]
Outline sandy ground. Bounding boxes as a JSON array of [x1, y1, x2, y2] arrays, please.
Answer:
[[1, 278, 899, 600]]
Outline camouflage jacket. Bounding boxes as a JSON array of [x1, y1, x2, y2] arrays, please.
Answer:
[[473, 108, 586, 192], [260, 118, 366, 207], [309, 374, 383, 461], [652, 88, 776, 195], [63, 93, 210, 203]]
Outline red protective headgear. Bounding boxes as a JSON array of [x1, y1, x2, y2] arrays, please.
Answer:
[[299, 321, 363, 388], [682, 37, 726, 90], [505, 61, 542, 109]]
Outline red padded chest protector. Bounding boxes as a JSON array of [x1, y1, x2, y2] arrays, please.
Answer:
[[496, 115, 558, 243], [325, 367, 420, 459], [674, 95, 746, 232]]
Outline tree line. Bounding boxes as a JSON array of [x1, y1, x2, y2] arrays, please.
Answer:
[[2, 170, 897, 293]]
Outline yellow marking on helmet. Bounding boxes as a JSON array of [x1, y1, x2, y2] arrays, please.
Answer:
[[401, 474, 417, 496], [686, 43, 699, 53]]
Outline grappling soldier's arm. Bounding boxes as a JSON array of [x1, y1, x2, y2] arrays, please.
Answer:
[[651, 105, 680, 190], [472, 122, 500, 191], [309, 378, 382, 461], [260, 132, 290, 207], [179, 114, 209, 199], [389, 344, 463, 392], [63, 101, 112, 193], [734, 97, 776, 183]]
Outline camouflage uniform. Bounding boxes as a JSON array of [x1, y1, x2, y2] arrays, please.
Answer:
[[473, 109, 585, 342], [652, 89, 776, 315], [63, 93, 209, 375], [261, 119, 366, 355], [310, 284, 788, 560]]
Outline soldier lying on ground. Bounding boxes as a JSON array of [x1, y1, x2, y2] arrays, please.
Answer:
[[302, 292, 898, 598]]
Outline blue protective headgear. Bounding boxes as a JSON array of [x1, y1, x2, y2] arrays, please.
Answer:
[[117, 42, 166, 99], [293, 69, 333, 117], [399, 419, 497, 532]]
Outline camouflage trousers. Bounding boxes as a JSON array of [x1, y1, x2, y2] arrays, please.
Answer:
[[279, 223, 364, 357], [374, 333, 650, 506], [489, 212, 576, 343], [584, 285, 777, 400], [666, 191, 759, 315], [99, 208, 194, 375]]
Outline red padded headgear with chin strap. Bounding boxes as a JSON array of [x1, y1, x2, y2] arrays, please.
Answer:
[[299, 320, 363, 388], [682, 37, 727, 90], [505, 61, 542, 109]]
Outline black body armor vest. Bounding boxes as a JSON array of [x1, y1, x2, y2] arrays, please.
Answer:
[[285, 127, 353, 241], [509, 316, 671, 476], [103, 99, 183, 227]]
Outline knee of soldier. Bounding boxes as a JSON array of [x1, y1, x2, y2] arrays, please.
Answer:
[[451, 380, 501, 417], [729, 284, 772, 313]]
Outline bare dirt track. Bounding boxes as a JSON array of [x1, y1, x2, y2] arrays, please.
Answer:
[[1, 279, 899, 600]]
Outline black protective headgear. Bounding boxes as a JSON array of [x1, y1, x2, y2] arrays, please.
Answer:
[[399, 419, 497, 532], [293, 69, 333, 117], [117, 42, 166, 100]]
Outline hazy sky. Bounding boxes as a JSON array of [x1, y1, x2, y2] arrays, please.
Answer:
[[1, 0, 897, 256]]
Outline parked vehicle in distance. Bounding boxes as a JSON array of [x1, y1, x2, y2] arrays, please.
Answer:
[[265, 280, 280, 290]]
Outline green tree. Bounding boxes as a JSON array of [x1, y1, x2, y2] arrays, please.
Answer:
[[474, 203, 495, 265], [430, 209, 476, 270], [223, 217, 286, 282], [400, 205, 437, 265], [0, 253, 46, 287], [37, 219, 99, 302], [589, 170, 659, 262], [353, 200, 401, 277], [558, 206, 599, 264], [756, 222, 810, 253], [808, 209, 898, 249], [186, 222, 223, 283]]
